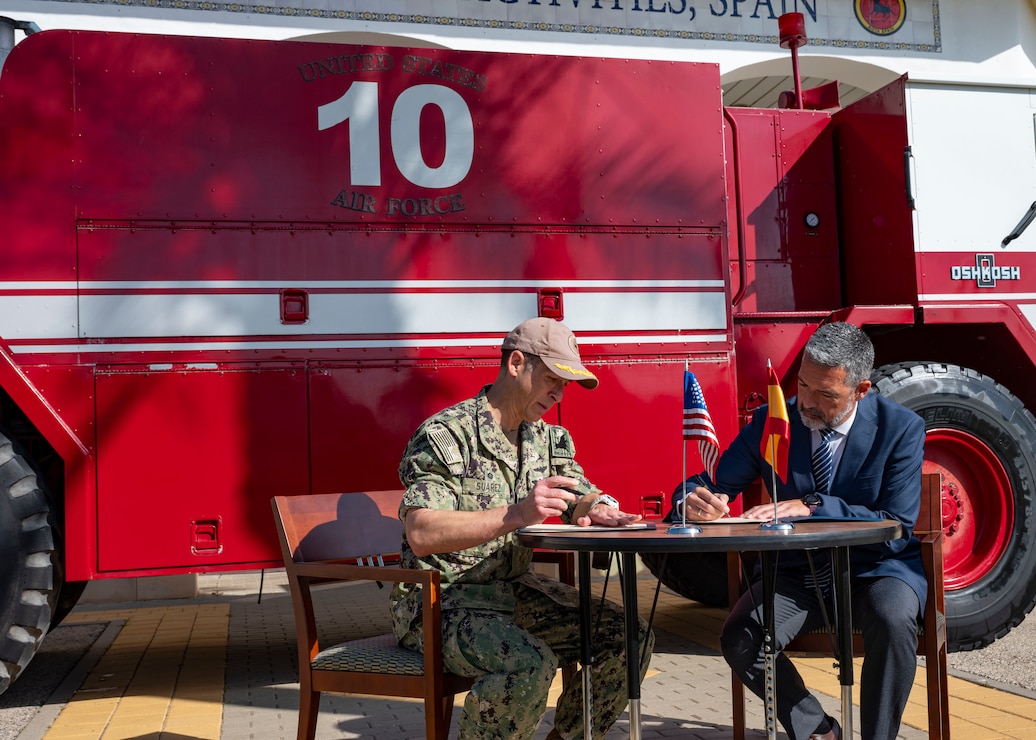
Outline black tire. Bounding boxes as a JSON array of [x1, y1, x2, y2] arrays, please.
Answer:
[[872, 362, 1036, 652], [0, 430, 60, 695]]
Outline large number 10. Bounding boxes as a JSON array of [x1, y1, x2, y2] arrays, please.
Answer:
[[317, 81, 474, 189]]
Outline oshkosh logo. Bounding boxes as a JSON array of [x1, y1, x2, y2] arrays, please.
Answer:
[[950, 254, 1020, 288]]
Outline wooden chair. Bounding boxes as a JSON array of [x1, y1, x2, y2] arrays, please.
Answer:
[[271, 490, 576, 740], [726, 472, 949, 739]]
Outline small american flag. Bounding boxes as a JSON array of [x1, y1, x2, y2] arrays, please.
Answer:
[[684, 370, 720, 480]]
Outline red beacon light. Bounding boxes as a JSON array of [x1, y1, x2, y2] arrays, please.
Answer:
[[778, 12, 807, 109], [779, 12, 808, 50]]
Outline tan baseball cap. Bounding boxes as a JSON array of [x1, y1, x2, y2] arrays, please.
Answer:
[[502, 318, 599, 390]]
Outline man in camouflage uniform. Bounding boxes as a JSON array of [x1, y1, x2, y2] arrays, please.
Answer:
[[391, 317, 655, 740]]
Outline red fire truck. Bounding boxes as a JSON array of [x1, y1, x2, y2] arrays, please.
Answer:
[[3, 25, 1036, 692]]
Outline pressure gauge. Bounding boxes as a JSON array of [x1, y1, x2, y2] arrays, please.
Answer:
[[804, 212, 820, 228]]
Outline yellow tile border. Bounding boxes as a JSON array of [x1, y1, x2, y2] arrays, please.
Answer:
[[49, 605, 229, 740]]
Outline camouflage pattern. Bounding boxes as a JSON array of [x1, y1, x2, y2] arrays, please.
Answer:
[[390, 387, 654, 739]]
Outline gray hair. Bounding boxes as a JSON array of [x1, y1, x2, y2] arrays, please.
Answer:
[[803, 322, 874, 388]]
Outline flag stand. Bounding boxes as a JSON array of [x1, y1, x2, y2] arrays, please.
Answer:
[[760, 440, 794, 532], [762, 447, 791, 526], [760, 361, 794, 533], [668, 422, 701, 535], [667, 482, 702, 535], [669, 365, 707, 535]]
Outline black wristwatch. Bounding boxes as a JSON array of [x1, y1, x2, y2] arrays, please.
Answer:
[[802, 493, 822, 514]]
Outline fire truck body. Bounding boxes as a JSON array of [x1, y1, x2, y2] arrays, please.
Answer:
[[4, 26, 1036, 692], [0, 32, 730, 579]]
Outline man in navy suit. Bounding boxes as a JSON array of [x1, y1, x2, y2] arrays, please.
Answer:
[[680, 322, 925, 740]]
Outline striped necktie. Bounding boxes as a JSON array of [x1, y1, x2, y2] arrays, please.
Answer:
[[811, 428, 837, 495]]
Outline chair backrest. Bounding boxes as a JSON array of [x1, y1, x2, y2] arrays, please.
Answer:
[[273, 490, 405, 565], [915, 472, 943, 539]]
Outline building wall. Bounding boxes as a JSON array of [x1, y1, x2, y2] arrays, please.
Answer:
[[4, 0, 1036, 85]]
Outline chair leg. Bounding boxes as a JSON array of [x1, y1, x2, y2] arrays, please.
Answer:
[[561, 662, 577, 688], [731, 673, 747, 740], [427, 693, 455, 740], [443, 693, 457, 732], [925, 641, 950, 740], [938, 648, 951, 740], [297, 687, 320, 740]]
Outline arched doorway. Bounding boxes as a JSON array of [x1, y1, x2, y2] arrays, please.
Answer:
[[722, 56, 902, 108]]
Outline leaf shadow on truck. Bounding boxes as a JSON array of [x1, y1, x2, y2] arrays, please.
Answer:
[[4, 23, 1036, 697]]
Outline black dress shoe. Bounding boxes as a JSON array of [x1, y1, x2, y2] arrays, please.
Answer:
[[808, 717, 842, 740]]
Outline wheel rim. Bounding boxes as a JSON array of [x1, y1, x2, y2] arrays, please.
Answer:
[[923, 427, 1014, 590]]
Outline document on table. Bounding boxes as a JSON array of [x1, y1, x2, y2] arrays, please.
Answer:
[[693, 517, 770, 524], [519, 522, 657, 533], [691, 515, 885, 524]]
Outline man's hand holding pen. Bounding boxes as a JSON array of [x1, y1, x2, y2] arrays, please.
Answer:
[[684, 486, 731, 521]]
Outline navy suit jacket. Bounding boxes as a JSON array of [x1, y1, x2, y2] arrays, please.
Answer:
[[681, 392, 927, 611]]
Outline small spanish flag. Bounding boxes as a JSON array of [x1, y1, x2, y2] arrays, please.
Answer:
[[760, 362, 791, 482]]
